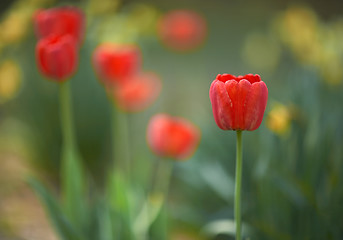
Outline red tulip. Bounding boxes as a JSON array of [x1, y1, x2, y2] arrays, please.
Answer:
[[209, 74, 268, 131], [92, 44, 142, 87], [113, 72, 161, 112], [157, 10, 207, 51], [36, 35, 78, 81], [147, 114, 200, 160], [34, 6, 85, 44]]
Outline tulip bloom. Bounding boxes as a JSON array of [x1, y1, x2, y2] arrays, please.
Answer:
[[92, 44, 142, 87], [113, 72, 161, 112], [209, 74, 268, 131], [36, 35, 78, 81], [157, 10, 207, 51], [147, 114, 200, 160], [34, 6, 85, 44]]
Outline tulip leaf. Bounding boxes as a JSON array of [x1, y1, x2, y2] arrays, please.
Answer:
[[28, 177, 82, 240], [199, 161, 235, 202], [202, 219, 252, 238], [133, 192, 165, 238], [61, 148, 88, 233], [107, 170, 133, 239], [97, 200, 115, 240]]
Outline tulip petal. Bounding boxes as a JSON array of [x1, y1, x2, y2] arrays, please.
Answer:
[[92, 44, 141, 85], [114, 72, 161, 112], [210, 80, 234, 130], [36, 35, 77, 81], [34, 7, 85, 44], [237, 74, 261, 84], [224, 80, 238, 129], [147, 114, 168, 157], [147, 114, 200, 160], [244, 81, 268, 130], [37, 41, 50, 77], [170, 120, 200, 160], [236, 79, 251, 130], [217, 74, 236, 82]]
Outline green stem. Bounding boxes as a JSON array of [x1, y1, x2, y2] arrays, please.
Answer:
[[153, 159, 173, 240], [111, 105, 130, 178], [153, 159, 173, 200], [235, 130, 243, 240], [60, 81, 76, 150], [110, 105, 133, 239], [59, 81, 85, 232]]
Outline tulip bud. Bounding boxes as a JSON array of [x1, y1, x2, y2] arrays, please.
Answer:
[[36, 35, 78, 81], [34, 6, 85, 44], [147, 114, 200, 160], [113, 72, 161, 112], [92, 44, 142, 87], [209, 74, 268, 131], [157, 10, 207, 51]]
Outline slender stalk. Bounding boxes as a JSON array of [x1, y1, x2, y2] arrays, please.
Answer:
[[60, 81, 76, 150], [235, 130, 243, 240], [153, 159, 173, 240], [111, 105, 130, 178], [110, 105, 133, 239], [152, 158, 173, 197], [59, 81, 84, 230]]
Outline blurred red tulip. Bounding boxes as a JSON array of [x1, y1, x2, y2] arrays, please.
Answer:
[[147, 114, 200, 160], [92, 44, 142, 87], [36, 35, 78, 81], [209, 74, 268, 131], [157, 10, 207, 51], [113, 72, 161, 112], [34, 6, 85, 44]]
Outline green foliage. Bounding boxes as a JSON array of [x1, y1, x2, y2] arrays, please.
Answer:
[[28, 177, 83, 240]]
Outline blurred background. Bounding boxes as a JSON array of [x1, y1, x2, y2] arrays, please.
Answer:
[[1, 0, 343, 239]]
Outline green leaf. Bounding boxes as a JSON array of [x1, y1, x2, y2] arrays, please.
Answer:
[[107, 170, 134, 239], [61, 148, 87, 231], [202, 219, 253, 238], [97, 201, 114, 240], [133, 192, 164, 238], [28, 177, 82, 240]]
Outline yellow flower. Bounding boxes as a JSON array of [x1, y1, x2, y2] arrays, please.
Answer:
[[0, 60, 22, 103], [275, 6, 321, 65], [0, 10, 31, 44], [87, 0, 120, 16], [266, 103, 292, 136]]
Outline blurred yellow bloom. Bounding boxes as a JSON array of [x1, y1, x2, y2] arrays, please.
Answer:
[[87, 0, 120, 16], [0, 11, 30, 44], [273, 5, 343, 86], [0, 60, 22, 102], [316, 25, 343, 85], [0, 0, 52, 47], [318, 49, 343, 86], [274, 6, 321, 65], [126, 4, 160, 36], [266, 103, 292, 136], [94, 4, 159, 44]]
